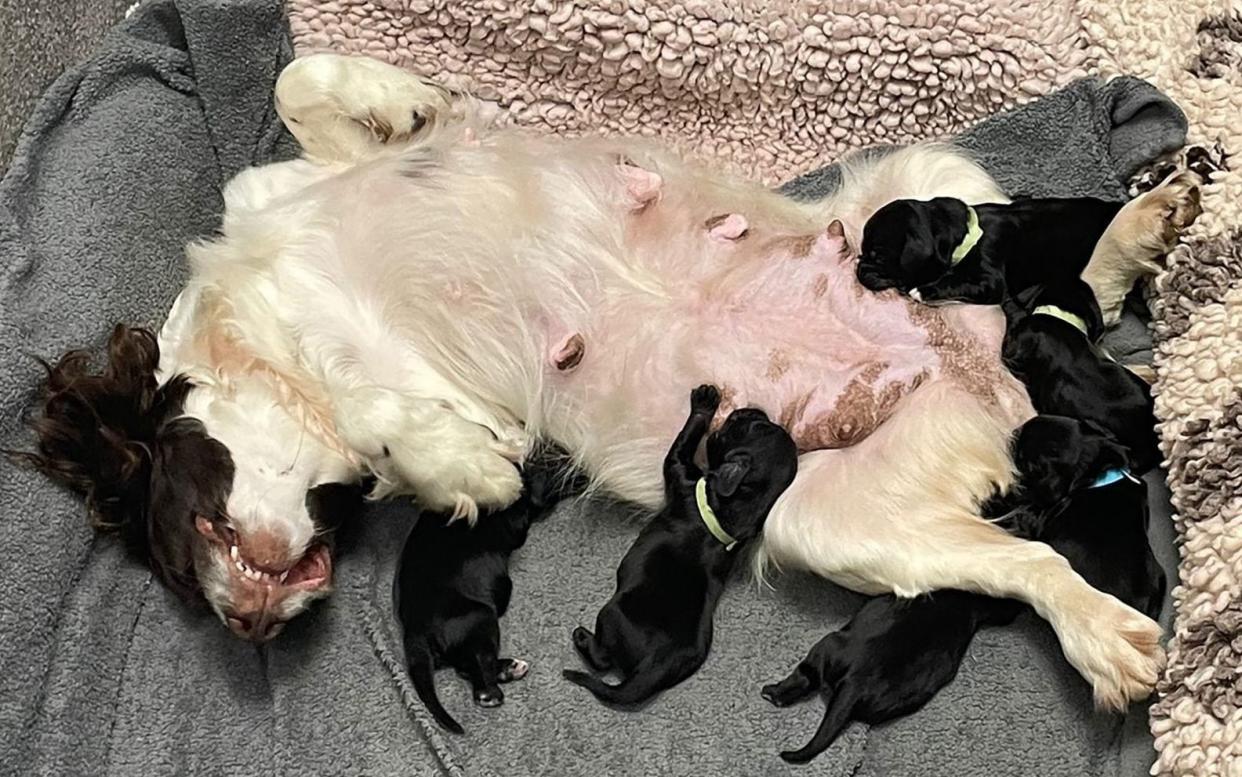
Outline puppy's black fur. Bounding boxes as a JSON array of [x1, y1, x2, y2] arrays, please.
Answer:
[[563, 385, 798, 707], [396, 449, 583, 733], [764, 414, 1166, 765], [1002, 415, 1166, 620], [857, 196, 1123, 304], [1001, 279, 1160, 474], [762, 591, 1022, 764]]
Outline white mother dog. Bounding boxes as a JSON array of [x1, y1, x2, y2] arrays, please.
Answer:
[[29, 54, 1183, 710]]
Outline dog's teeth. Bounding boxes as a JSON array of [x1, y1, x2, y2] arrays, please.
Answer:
[[280, 571, 290, 583], [235, 560, 246, 573], [229, 545, 239, 562]]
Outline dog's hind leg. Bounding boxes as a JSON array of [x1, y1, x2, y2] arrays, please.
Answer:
[[761, 662, 821, 707], [571, 626, 613, 671], [779, 683, 861, 764]]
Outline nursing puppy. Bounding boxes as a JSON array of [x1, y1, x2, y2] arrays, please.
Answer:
[[1001, 279, 1160, 474], [397, 450, 582, 733], [763, 415, 1166, 764], [856, 195, 1122, 304], [1002, 414, 1166, 620], [563, 385, 797, 706]]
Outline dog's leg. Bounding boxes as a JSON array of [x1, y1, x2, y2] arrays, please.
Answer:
[[571, 626, 613, 671], [275, 53, 456, 164], [760, 382, 1162, 710], [330, 384, 523, 519], [662, 385, 721, 488], [761, 662, 821, 707], [1083, 171, 1202, 325]]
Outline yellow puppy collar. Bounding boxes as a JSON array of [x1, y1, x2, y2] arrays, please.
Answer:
[[950, 205, 983, 265], [1032, 304, 1088, 335], [695, 478, 738, 551]]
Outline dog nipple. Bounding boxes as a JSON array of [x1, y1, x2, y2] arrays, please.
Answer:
[[616, 162, 663, 212], [551, 333, 585, 372], [706, 213, 750, 242]]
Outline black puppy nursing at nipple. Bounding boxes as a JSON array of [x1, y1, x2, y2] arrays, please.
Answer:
[[563, 384, 798, 707]]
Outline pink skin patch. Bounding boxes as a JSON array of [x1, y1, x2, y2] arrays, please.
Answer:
[[616, 163, 662, 211], [707, 213, 749, 242]]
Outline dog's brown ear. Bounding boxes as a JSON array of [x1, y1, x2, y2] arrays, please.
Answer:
[[9, 325, 186, 530]]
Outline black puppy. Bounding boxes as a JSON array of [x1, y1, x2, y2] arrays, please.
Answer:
[[762, 591, 1022, 764], [1001, 278, 1160, 474], [1002, 414, 1166, 619], [763, 414, 1166, 764], [563, 385, 798, 706], [856, 196, 1122, 304], [396, 451, 582, 733]]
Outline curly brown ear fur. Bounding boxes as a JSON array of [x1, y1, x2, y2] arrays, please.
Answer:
[[7, 325, 191, 532]]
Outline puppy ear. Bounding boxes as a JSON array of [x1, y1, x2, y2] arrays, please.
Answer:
[[928, 197, 970, 267], [712, 455, 751, 498]]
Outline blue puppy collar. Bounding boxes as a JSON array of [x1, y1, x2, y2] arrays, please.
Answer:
[[1087, 468, 1139, 489]]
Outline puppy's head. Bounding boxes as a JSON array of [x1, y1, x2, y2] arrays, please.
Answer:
[[857, 198, 970, 292], [13, 325, 363, 643], [703, 408, 798, 541], [1013, 415, 1128, 509]]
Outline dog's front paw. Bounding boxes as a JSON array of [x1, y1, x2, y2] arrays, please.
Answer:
[[1055, 592, 1164, 712], [474, 687, 505, 708], [497, 658, 530, 683], [1138, 171, 1203, 251], [691, 384, 722, 414]]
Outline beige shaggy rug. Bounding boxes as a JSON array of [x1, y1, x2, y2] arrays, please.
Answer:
[[287, 2, 1242, 774]]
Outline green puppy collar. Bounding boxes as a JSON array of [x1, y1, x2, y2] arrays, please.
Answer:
[[695, 477, 738, 551], [950, 205, 983, 265], [1032, 304, 1089, 335]]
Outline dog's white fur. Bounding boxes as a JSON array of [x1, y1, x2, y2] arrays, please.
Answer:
[[160, 53, 1163, 708]]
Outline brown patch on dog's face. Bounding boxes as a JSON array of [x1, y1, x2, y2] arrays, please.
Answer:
[[786, 235, 817, 258]]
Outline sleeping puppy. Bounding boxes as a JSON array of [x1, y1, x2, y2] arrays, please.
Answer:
[[761, 591, 1022, 764], [563, 384, 797, 706], [763, 414, 1165, 764], [856, 196, 1122, 304], [1001, 278, 1160, 474], [397, 449, 583, 733]]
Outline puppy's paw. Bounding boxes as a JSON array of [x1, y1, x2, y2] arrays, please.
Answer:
[[474, 687, 505, 708], [691, 384, 722, 414], [497, 658, 530, 682]]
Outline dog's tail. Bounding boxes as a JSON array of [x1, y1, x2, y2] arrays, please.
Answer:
[[562, 656, 690, 707], [779, 684, 860, 765], [406, 636, 464, 734]]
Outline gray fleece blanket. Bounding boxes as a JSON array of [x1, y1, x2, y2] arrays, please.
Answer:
[[0, 1, 1184, 775]]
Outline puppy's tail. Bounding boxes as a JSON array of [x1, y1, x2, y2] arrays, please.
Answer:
[[780, 684, 860, 765], [406, 637, 464, 734], [563, 656, 688, 707]]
